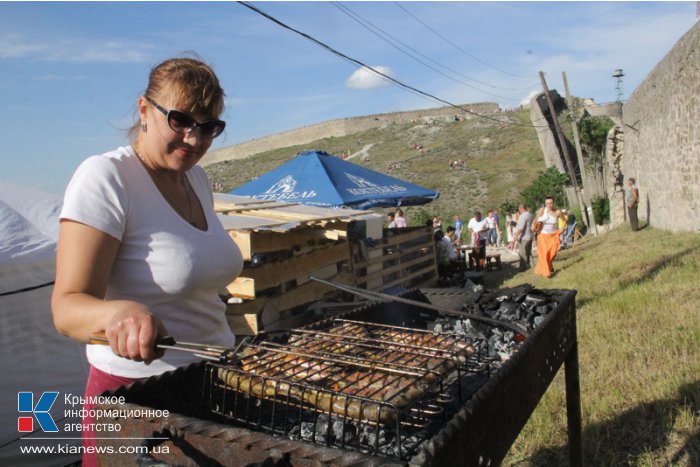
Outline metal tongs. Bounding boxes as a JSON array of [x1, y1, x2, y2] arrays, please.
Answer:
[[89, 332, 251, 363]]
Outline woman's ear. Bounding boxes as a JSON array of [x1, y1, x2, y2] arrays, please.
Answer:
[[137, 96, 149, 128]]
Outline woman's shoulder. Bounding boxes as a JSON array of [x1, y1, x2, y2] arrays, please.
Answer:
[[75, 146, 135, 175], [64, 147, 143, 204]]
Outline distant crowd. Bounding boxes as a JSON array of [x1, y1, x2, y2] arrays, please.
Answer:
[[385, 199, 579, 279]]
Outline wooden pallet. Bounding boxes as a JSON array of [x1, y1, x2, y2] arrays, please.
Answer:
[[351, 227, 438, 292], [215, 194, 383, 335]]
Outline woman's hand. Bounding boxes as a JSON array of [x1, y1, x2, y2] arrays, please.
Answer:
[[104, 302, 167, 363]]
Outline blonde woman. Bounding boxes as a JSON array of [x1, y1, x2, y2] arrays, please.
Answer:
[[52, 57, 242, 465]]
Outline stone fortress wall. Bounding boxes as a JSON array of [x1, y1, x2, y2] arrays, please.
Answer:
[[201, 102, 499, 166], [616, 20, 700, 232]]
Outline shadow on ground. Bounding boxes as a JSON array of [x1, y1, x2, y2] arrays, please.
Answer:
[[519, 380, 700, 466]]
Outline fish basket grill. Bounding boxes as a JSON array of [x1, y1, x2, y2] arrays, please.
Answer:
[[207, 318, 488, 460], [94, 288, 582, 467]]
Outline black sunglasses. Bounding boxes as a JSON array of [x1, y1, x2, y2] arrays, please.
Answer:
[[146, 96, 226, 138]]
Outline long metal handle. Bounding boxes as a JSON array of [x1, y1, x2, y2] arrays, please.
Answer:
[[308, 275, 529, 337], [88, 332, 241, 362]]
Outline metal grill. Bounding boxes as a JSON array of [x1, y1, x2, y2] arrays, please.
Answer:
[[206, 318, 487, 460]]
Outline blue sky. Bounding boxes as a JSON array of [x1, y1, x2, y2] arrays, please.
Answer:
[[1, 1, 695, 194]]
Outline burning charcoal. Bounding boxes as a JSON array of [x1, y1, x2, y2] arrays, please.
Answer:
[[497, 301, 519, 319], [535, 305, 549, 314], [300, 421, 315, 440], [497, 351, 511, 362], [525, 293, 548, 305], [300, 415, 329, 442], [359, 426, 393, 448], [331, 420, 357, 444], [464, 279, 484, 295], [433, 323, 444, 334], [533, 315, 545, 327]]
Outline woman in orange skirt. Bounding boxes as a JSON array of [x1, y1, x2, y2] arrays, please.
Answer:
[[533, 196, 562, 278]]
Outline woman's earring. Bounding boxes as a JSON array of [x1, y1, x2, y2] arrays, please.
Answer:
[[141, 122, 147, 132]]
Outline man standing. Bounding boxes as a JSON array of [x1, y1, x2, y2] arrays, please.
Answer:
[[513, 204, 534, 271], [453, 214, 464, 244], [492, 209, 502, 247], [626, 178, 639, 231], [468, 211, 489, 270]]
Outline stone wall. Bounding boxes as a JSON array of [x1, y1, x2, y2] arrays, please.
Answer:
[[201, 102, 499, 166], [620, 21, 700, 232]]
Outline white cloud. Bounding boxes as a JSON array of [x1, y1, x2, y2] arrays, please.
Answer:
[[346, 66, 394, 90], [0, 33, 47, 58], [0, 33, 153, 63]]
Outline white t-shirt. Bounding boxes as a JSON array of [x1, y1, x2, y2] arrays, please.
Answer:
[[440, 236, 458, 261], [60, 146, 243, 378], [468, 218, 489, 240]]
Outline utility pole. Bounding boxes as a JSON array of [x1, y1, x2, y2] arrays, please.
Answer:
[[538, 71, 587, 224], [562, 71, 590, 228]]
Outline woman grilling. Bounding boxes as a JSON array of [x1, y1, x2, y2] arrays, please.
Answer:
[[51, 56, 242, 465], [533, 196, 562, 278]]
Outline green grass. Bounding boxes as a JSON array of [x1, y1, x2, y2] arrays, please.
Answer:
[[495, 225, 700, 466], [204, 109, 544, 225]]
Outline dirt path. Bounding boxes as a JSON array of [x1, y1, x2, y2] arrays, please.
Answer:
[[346, 143, 375, 161]]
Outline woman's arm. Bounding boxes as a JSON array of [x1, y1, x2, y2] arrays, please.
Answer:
[[51, 220, 165, 362]]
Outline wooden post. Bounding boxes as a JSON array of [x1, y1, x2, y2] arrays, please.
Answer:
[[539, 71, 588, 222], [562, 71, 590, 229]]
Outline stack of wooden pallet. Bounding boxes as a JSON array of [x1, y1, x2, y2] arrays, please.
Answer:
[[350, 226, 438, 292], [214, 194, 382, 335]]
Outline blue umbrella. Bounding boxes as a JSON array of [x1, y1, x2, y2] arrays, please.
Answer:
[[230, 150, 439, 210]]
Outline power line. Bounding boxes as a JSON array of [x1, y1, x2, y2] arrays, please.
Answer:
[[237, 2, 547, 129], [333, 2, 520, 102], [393, 2, 530, 79], [332, 2, 532, 97]]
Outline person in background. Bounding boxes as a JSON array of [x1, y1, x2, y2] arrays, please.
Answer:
[[432, 216, 442, 232], [484, 210, 496, 247], [626, 177, 639, 231], [533, 196, 562, 278], [51, 56, 242, 466], [563, 210, 577, 247], [394, 208, 407, 228], [513, 204, 533, 270], [468, 211, 489, 270], [492, 209, 502, 247], [443, 226, 459, 262], [452, 214, 464, 244], [386, 212, 397, 228], [435, 228, 460, 277], [558, 209, 569, 248]]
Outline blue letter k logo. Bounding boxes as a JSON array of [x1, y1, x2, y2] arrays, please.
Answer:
[[18, 392, 59, 432]]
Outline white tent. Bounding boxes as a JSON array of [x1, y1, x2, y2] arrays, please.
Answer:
[[0, 181, 87, 466]]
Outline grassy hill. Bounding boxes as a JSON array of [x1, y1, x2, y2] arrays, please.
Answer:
[[494, 225, 700, 465], [205, 109, 544, 224]]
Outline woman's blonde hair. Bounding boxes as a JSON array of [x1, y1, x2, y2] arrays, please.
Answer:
[[130, 56, 225, 140]]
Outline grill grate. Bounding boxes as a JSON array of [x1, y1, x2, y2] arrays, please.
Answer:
[[206, 318, 488, 460]]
